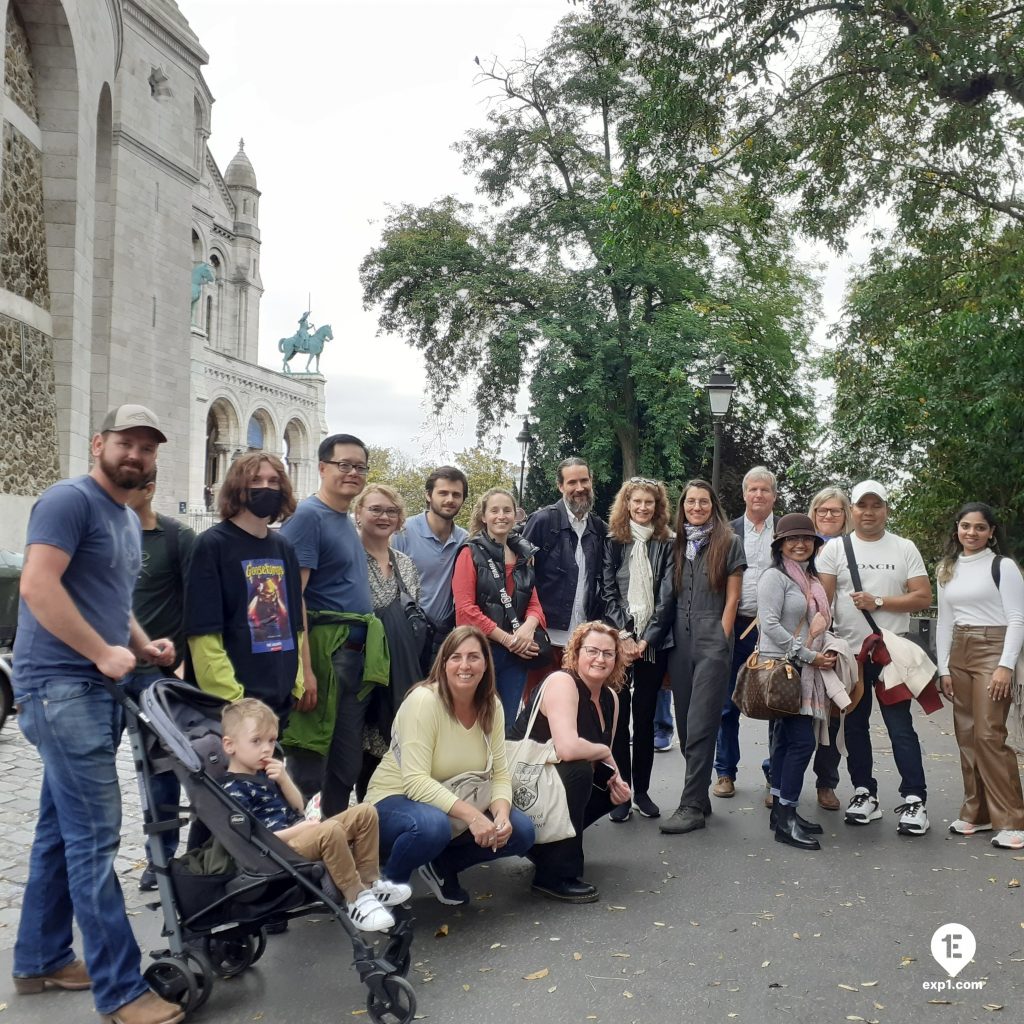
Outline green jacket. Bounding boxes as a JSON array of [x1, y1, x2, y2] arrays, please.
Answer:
[[281, 611, 389, 756]]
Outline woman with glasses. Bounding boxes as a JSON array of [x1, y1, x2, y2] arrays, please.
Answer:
[[352, 484, 427, 798], [661, 480, 746, 835], [452, 487, 546, 722], [508, 622, 631, 902], [937, 503, 1024, 851], [806, 486, 854, 811], [601, 478, 675, 821]]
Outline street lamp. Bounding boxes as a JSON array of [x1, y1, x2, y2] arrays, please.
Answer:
[[515, 417, 535, 509], [706, 357, 736, 495]]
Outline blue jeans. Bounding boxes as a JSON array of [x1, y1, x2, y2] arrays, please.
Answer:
[[490, 645, 528, 726], [654, 686, 674, 736], [845, 662, 928, 802], [124, 673, 180, 863], [769, 714, 816, 805], [376, 794, 535, 884], [13, 679, 149, 1015], [714, 614, 757, 778]]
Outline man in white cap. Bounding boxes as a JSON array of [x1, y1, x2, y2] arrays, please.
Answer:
[[11, 405, 184, 1024], [817, 480, 933, 835]]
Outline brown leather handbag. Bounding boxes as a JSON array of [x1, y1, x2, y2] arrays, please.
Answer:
[[733, 652, 802, 720]]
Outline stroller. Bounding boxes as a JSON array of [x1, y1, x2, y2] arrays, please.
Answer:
[[115, 677, 417, 1023]]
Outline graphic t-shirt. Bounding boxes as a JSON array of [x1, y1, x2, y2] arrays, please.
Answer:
[[222, 771, 303, 832], [818, 531, 930, 645], [14, 476, 141, 691], [184, 521, 303, 713]]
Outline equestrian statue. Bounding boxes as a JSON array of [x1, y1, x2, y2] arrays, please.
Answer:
[[279, 311, 334, 373]]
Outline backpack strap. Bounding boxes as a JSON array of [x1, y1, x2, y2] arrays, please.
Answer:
[[156, 513, 182, 580]]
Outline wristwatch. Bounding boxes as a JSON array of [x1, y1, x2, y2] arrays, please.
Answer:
[[873, 596, 884, 609]]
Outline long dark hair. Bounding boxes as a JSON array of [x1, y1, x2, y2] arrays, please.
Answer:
[[936, 502, 1007, 585], [411, 625, 497, 735], [673, 479, 733, 593]]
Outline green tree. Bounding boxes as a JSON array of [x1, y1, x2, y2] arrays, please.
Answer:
[[360, 10, 817, 495]]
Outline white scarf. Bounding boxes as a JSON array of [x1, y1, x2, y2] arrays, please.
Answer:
[[627, 520, 656, 638]]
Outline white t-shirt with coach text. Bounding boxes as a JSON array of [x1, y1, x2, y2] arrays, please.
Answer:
[[817, 531, 930, 645]]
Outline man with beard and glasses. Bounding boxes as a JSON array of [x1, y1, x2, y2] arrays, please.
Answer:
[[393, 465, 469, 670], [11, 405, 185, 1024], [523, 458, 608, 691]]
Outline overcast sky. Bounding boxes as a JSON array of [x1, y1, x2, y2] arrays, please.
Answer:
[[181, 0, 861, 466]]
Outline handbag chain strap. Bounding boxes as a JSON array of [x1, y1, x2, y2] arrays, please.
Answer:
[[486, 555, 522, 633]]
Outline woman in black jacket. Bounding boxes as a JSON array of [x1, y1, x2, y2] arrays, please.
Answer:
[[601, 478, 675, 820]]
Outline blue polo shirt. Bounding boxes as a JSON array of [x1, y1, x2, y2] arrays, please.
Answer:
[[392, 512, 467, 627]]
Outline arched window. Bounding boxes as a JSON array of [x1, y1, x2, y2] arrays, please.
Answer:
[[246, 415, 264, 450]]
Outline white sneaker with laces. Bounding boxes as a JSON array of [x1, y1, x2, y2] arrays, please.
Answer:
[[347, 890, 395, 932], [895, 797, 929, 836], [991, 829, 1024, 850], [844, 787, 882, 825], [372, 877, 413, 907], [948, 819, 992, 836]]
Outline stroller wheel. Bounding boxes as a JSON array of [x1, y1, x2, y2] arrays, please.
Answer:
[[366, 974, 417, 1024], [202, 930, 261, 978], [144, 956, 200, 1015], [181, 948, 215, 1011]]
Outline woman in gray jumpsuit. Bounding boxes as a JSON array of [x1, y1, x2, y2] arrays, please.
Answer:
[[660, 480, 746, 835]]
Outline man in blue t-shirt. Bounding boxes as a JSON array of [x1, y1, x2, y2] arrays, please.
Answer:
[[11, 405, 181, 1024], [280, 432, 374, 816]]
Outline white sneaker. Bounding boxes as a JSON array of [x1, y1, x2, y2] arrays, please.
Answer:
[[372, 877, 413, 907], [844, 787, 882, 825], [895, 797, 929, 836], [948, 819, 992, 836], [991, 829, 1024, 850], [347, 890, 395, 932]]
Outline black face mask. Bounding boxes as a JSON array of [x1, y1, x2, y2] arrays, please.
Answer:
[[246, 487, 283, 521]]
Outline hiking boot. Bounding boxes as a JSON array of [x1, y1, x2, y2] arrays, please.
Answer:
[[99, 991, 184, 1024], [13, 959, 91, 993], [659, 806, 706, 834], [816, 788, 840, 811]]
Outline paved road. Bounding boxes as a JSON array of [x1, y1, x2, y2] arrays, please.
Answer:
[[2, 704, 1023, 1023]]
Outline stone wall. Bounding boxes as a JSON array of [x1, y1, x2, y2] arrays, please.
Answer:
[[0, 121, 50, 309], [0, 313, 59, 495], [3, 5, 38, 120]]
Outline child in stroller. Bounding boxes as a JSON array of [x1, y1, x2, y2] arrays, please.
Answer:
[[124, 677, 418, 1023], [220, 698, 410, 931]]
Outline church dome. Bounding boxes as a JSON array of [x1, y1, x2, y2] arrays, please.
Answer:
[[224, 138, 258, 189]]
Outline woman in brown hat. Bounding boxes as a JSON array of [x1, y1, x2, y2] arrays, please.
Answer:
[[757, 513, 836, 850]]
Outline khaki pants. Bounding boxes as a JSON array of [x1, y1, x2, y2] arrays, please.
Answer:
[[286, 803, 381, 903], [949, 625, 1024, 830]]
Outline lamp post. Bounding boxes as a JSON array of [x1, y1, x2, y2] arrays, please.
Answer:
[[706, 357, 736, 495], [515, 417, 534, 509]]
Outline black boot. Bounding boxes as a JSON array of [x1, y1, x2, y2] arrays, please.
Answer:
[[774, 804, 821, 850], [769, 795, 823, 835]]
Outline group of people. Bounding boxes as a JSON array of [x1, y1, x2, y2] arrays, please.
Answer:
[[9, 404, 1024, 1024]]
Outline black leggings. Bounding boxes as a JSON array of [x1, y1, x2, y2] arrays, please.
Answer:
[[610, 653, 668, 796]]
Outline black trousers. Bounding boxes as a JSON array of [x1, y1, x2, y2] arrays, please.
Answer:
[[610, 653, 668, 797], [529, 760, 614, 883]]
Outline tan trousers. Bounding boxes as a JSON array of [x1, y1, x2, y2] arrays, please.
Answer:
[[949, 625, 1024, 830], [286, 802, 380, 902]]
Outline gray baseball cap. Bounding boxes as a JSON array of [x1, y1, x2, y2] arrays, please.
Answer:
[[99, 404, 167, 443]]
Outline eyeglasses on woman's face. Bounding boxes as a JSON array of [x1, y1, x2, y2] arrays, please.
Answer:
[[366, 505, 401, 519], [580, 645, 616, 661], [814, 506, 844, 519]]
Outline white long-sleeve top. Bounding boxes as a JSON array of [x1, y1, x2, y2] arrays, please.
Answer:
[[936, 549, 1024, 675]]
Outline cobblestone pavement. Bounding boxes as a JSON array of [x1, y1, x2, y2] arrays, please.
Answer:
[[0, 717, 151, 951]]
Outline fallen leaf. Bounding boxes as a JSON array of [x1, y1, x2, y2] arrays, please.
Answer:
[[761, 960, 771, 968], [549, 936, 561, 941], [523, 968, 549, 981], [435, 924, 449, 938], [611, 953, 631, 959], [860, 981, 878, 987], [838, 984, 858, 992], [793, 933, 800, 939], [728, 1015, 738, 1020], [653, 921, 666, 927], [547, 985, 557, 993], [609, 905, 627, 911], [874, 1003, 885, 1010], [479, 967, 493, 973], [982, 1005, 1004, 1012], [847, 1017, 865, 1022], [691, 920, 700, 927], [928, 999, 952, 1005], [623, 991, 634, 999], [1009, 879, 1021, 888], [477, 892, 493, 900], [462, 984, 470, 992]]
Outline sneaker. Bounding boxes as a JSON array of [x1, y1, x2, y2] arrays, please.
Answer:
[[653, 729, 674, 752], [372, 877, 413, 907], [633, 793, 661, 819], [418, 862, 470, 906], [844, 787, 882, 826], [609, 802, 632, 823], [138, 864, 158, 892], [895, 797, 930, 836], [991, 829, 1024, 850], [948, 819, 993, 836], [347, 890, 396, 932], [712, 776, 735, 798]]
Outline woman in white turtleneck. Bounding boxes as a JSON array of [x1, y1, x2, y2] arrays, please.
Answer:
[[936, 503, 1024, 851]]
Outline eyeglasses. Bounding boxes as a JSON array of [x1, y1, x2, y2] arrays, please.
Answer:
[[323, 460, 369, 476], [366, 505, 401, 519], [683, 498, 712, 508], [815, 507, 844, 518], [581, 645, 616, 661]]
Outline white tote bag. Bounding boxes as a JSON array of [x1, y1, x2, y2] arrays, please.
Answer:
[[505, 680, 576, 844]]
